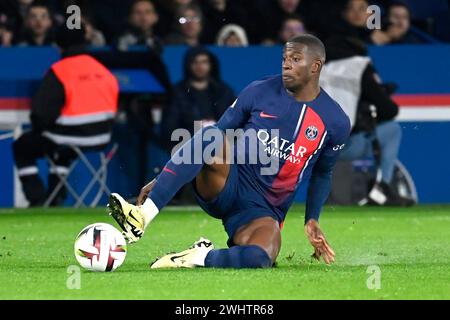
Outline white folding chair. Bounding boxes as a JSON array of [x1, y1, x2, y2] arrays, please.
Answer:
[[44, 143, 119, 208]]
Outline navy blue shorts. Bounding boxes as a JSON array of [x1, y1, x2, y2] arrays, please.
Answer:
[[193, 163, 281, 247]]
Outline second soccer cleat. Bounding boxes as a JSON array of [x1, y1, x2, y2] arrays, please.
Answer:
[[150, 237, 214, 269]]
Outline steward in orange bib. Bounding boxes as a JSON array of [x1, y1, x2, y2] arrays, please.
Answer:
[[13, 25, 119, 206]]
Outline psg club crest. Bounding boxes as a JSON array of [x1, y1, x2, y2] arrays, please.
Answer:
[[305, 125, 319, 141]]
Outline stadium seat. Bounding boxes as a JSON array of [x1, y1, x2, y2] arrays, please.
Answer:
[[44, 143, 119, 208]]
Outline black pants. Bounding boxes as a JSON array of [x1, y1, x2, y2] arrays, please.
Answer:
[[12, 131, 77, 206]]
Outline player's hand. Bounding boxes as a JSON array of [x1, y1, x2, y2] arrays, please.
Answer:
[[304, 219, 335, 265], [136, 179, 156, 206]]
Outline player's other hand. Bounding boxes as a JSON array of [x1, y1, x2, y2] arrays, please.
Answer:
[[136, 179, 156, 205], [304, 219, 335, 265]]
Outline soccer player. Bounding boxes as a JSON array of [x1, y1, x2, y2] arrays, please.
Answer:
[[108, 34, 351, 268]]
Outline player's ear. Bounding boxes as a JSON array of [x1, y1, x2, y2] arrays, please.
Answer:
[[311, 60, 322, 74]]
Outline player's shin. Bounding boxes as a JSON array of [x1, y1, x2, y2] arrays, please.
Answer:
[[142, 125, 225, 225]]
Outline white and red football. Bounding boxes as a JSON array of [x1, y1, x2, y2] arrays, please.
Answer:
[[74, 223, 127, 272]]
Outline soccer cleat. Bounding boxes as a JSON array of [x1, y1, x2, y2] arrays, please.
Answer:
[[150, 237, 214, 269], [107, 193, 146, 244]]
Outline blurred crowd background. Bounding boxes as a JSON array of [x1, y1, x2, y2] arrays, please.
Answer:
[[0, 0, 449, 50], [1, 0, 449, 207]]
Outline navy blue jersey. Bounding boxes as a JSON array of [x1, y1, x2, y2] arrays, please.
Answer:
[[217, 75, 351, 223]]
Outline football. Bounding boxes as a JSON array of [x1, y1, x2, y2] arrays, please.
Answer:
[[74, 223, 127, 272]]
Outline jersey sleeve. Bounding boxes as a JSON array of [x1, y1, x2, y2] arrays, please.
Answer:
[[305, 115, 351, 223], [216, 82, 256, 130]]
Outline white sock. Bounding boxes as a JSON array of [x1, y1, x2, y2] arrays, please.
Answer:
[[141, 198, 159, 228]]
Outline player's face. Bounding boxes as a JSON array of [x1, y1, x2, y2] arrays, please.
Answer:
[[282, 43, 313, 92]]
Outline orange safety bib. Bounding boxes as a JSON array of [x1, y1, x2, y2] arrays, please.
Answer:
[[51, 54, 119, 125]]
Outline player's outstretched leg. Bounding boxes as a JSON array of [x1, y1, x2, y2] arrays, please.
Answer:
[[150, 216, 281, 269], [108, 125, 229, 243]]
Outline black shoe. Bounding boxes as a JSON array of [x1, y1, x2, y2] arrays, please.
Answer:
[[20, 174, 46, 207], [379, 182, 415, 207]]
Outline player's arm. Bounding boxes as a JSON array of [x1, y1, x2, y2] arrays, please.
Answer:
[[216, 83, 255, 130], [304, 120, 350, 264], [304, 150, 339, 264]]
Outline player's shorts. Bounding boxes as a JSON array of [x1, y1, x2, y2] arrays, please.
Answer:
[[193, 163, 281, 247]]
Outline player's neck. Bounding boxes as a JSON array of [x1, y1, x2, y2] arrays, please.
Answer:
[[288, 82, 321, 102]]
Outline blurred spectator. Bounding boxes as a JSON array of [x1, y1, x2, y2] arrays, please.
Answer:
[[16, 2, 55, 46], [117, 0, 162, 53], [200, 0, 247, 44], [0, 27, 13, 47], [162, 46, 235, 140], [371, 2, 423, 45], [153, 0, 197, 38], [4, 0, 34, 35], [341, 0, 374, 44], [216, 24, 248, 46], [164, 4, 203, 46], [251, 0, 305, 44], [0, 14, 14, 47], [82, 15, 106, 47], [279, 14, 306, 44]]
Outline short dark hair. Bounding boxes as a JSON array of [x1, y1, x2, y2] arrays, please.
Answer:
[[55, 24, 87, 50], [286, 34, 326, 63]]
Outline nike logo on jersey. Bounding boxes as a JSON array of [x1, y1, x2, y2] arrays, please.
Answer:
[[260, 111, 278, 119]]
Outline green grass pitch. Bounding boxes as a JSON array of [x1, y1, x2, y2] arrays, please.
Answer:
[[0, 205, 449, 299]]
